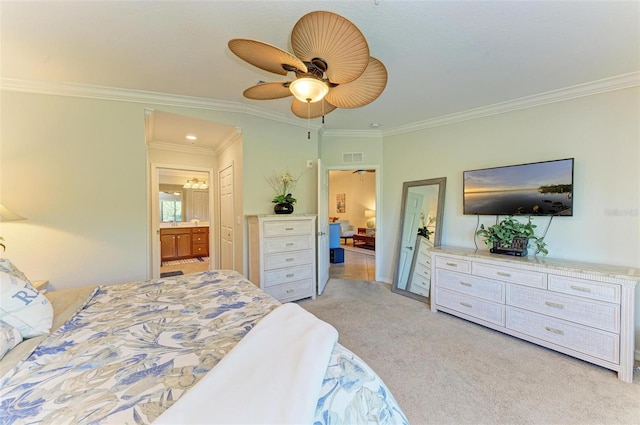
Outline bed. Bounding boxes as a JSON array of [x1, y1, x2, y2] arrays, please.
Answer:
[[0, 261, 408, 424]]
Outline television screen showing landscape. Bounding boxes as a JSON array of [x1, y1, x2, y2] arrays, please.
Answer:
[[464, 158, 573, 216]]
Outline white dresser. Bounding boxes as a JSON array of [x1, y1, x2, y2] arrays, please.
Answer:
[[247, 215, 317, 302], [430, 246, 638, 383], [407, 235, 433, 297]]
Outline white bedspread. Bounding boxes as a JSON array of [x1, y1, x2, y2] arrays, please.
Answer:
[[154, 302, 339, 425]]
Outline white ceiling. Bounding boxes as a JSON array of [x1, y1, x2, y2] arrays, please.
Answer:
[[2, 1, 638, 146]]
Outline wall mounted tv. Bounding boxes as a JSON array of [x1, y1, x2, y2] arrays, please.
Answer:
[[463, 158, 574, 216]]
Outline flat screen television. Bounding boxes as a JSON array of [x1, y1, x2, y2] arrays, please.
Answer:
[[463, 158, 574, 216]]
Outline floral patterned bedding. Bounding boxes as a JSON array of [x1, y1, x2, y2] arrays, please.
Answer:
[[0, 270, 408, 424]]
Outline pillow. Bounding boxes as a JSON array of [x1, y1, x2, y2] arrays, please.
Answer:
[[0, 271, 53, 338], [0, 320, 23, 360], [0, 258, 33, 286]]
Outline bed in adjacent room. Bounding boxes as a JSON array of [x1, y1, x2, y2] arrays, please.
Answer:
[[0, 260, 408, 424]]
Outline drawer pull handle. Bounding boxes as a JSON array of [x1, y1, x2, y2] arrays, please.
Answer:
[[446, 262, 457, 267], [497, 271, 511, 277], [285, 227, 294, 231], [286, 289, 294, 293], [423, 270, 429, 275], [286, 273, 294, 278], [545, 301, 564, 309], [545, 326, 564, 336], [570, 285, 592, 293], [286, 258, 294, 262], [285, 243, 294, 246], [459, 281, 472, 287], [459, 302, 472, 308]]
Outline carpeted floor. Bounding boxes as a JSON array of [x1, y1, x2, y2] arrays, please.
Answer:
[[297, 279, 640, 425]]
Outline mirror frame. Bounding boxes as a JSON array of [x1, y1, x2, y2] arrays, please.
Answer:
[[391, 177, 446, 303]]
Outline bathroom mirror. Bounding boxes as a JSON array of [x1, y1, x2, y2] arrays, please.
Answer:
[[159, 183, 209, 223], [391, 177, 446, 303]]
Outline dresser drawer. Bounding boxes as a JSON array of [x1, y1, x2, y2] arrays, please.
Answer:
[[436, 288, 505, 326], [410, 272, 430, 295], [192, 243, 208, 256], [435, 256, 471, 274], [413, 261, 431, 283], [264, 235, 312, 253], [263, 220, 313, 236], [506, 284, 620, 333], [265, 279, 314, 302], [548, 275, 620, 303], [473, 263, 546, 289], [192, 233, 208, 243], [264, 249, 313, 270], [192, 227, 208, 234], [506, 306, 619, 364], [436, 269, 504, 303], [264, 265, 313, 288]]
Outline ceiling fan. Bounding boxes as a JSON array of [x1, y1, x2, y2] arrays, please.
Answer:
[[228, 11, 387, 120]]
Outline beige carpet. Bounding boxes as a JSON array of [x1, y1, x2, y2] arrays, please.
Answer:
[[297, 279, 640, 425]]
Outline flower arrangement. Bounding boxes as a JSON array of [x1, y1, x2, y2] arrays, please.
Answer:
[[267, 170, 301, 204]]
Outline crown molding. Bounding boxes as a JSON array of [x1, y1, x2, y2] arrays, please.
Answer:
[[0, 78, 320, 131], [3, 72, 637, 138], [383, 71, 640, 137]]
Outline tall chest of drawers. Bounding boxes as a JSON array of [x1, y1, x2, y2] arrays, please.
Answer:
[[247, 215, 317, 303], [430, 246, 638, 383]]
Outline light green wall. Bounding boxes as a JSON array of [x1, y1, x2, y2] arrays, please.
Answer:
[[382, 87, 639, 351], [1, 92, 148, 288]]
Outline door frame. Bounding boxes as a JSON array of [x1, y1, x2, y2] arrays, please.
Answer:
[[150, 163, 215, 278], [322, 164, 381, 282]]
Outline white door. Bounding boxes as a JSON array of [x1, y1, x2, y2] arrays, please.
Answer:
[[317, 159, 330, 294], [219, 164, 234, 270], [397, 192, 423, 290]]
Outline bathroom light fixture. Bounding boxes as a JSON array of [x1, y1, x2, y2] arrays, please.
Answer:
[[183, 179, 208, 189], [186, 135, 197, 141]]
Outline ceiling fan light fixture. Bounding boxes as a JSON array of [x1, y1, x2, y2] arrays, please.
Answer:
[[289, 77, 329, 103]]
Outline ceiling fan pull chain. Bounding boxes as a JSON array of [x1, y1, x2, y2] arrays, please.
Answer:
[[307, 101, 311, 140]]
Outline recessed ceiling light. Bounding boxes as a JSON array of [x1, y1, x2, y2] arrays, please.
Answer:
[[186, 135, 197, 141], [370, 123, 380, 128]]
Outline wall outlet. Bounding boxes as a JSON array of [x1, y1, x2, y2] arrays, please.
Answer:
[[306, 160, 314, 168]]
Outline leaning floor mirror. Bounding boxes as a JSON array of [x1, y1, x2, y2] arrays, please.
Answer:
[[391, 177, 446, 303]]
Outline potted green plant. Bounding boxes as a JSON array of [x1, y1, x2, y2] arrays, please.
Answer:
[[476, 216, 548, 256]]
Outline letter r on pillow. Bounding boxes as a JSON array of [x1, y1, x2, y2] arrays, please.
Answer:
[[12, 291, 37, 305]]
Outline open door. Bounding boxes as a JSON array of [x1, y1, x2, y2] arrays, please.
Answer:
[[396, 191, 423, 290], [317, 159, 330, 295]]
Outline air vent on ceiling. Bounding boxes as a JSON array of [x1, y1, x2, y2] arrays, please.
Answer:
[[342, 152, 364, 164]]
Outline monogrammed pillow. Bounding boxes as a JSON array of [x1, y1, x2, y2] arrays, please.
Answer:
[[0, 271, 53, 338]]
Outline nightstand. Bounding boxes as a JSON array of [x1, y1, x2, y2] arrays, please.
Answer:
[[31, 279, 49, 293]]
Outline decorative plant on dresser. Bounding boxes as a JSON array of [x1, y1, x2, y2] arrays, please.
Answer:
[[476, 216, 548, 256]]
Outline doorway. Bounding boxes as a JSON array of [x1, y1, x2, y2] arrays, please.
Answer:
[[150, 164, 215, 279], [327, 168, 379, 282]]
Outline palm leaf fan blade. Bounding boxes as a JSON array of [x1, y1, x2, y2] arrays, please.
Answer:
[[325, 57, 387, 108], [291, 98, 337, 119], [291, 11, 369, 84], [228, 39, 307, 75], [243, 82, 292, 100]]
